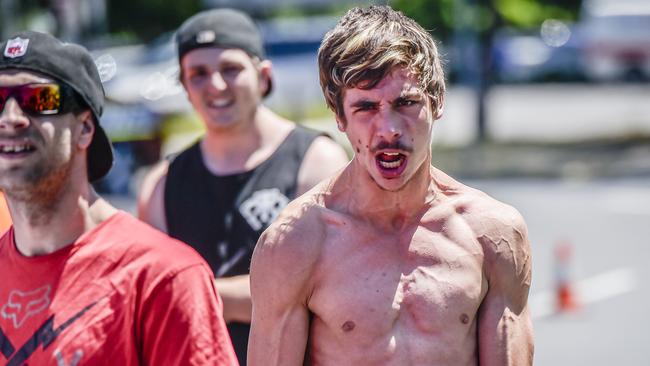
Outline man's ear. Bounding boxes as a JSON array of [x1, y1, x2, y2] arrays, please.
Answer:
[[77, 111, 95, 150], [433, 94, 444, 120], [178, 73, 186, 89], [335, 115, 347, 132], [258, 60, 272, 96]]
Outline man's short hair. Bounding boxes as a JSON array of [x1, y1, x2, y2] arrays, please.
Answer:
[[318, 5, 446, 121]]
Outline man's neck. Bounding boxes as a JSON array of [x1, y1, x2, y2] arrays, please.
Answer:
[[7, 179, 117, 257], [200, 106, 293, 175], [336, 159, 437, 232]]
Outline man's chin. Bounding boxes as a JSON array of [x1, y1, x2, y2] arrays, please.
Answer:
[[370, 173, 409, 192], [204, 116, 241, 132]]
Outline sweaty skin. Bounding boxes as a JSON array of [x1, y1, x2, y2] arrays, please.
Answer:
[[249, 69, 533, 366]]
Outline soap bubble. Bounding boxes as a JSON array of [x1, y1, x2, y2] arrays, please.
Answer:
[[95, 54, 117, 83], [540, 19, 571, 48]]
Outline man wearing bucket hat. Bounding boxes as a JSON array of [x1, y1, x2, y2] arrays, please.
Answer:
[[0, 31, 238, 365], [137, 8, 349, 363]]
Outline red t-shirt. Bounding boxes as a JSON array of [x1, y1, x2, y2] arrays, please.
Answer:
[[0, 211, 238, 365]]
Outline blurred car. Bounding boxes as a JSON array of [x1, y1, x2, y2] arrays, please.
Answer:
[[89, 32, 186, 194], [579, 0, 650, 82], [491, 27, 585, 83]]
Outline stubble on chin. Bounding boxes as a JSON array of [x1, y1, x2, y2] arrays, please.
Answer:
[[1, 153, 74, 213]]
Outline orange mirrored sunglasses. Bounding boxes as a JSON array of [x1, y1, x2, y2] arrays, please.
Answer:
[[0, 83, 78, 116]]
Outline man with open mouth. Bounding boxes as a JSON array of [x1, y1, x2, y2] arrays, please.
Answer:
[[0, 31, 237, 365], [249, 5, 534, 366]]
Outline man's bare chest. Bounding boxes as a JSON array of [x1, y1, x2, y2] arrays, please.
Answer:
[[308, 221, 486, 340]]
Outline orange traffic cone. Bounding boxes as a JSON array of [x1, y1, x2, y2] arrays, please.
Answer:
[[555, 241, 579, 312]]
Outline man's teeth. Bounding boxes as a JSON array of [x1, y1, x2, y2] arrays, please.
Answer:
[[378, 156, 404, 169], [210, 99, 231, 108], [0, 145, 31, 153], [384, 152, 400, 156]]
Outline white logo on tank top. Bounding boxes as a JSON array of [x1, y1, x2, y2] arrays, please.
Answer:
[[239, 188, 289, 231]]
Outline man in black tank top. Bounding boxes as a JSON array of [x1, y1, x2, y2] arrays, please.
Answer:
[[137, 9, 349, 364]]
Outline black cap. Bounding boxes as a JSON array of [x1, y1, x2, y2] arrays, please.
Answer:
[[0, 31, 113, 182], [176, 8, 272, 96]]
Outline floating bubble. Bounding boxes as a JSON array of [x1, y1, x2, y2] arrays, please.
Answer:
[[140, 72, 168, 101], [94, 54, 117, 83], [140, 66, 183, 101], [540, 19, 571, 48]]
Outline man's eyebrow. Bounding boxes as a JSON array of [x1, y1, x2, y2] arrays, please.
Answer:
[[186, 64, 208, 72], [350, 99, 378, 109], [396, 90, 423, 100]]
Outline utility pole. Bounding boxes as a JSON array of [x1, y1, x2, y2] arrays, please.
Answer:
[[476, 0, 498, 143], [453, 0, 495, 143]]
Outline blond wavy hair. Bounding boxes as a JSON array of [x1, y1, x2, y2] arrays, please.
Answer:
[[318, 6, 446, 122]]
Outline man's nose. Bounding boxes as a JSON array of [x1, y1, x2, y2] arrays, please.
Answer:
[[210, 71, 227, 90], [375, 113, 403, 141], [0, 99, 30, 131]]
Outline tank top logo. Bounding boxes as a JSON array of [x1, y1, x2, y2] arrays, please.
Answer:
[[239, 188, 289, 231]]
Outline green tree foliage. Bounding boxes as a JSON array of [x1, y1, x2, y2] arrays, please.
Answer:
[[390, 0, 455, 40], [107, 0, 202, 41], [391, 0, 580, 41], [495, 0, 574, 28]]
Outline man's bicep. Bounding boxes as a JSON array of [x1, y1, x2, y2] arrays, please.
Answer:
[[477, 291, 534, 365], [248, 298, 310, 366], [478, 210, 534, 365], [248, 229, 313, 365]]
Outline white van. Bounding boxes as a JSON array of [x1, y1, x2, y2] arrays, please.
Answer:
[[579, 0, 650, 82]]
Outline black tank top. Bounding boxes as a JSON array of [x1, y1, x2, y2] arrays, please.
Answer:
[[164, 125, 322, 364]]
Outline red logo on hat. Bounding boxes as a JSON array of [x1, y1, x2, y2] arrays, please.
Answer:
[[4, 37, 29, 58]]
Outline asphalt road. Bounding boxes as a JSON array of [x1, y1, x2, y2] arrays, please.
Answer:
[[469, 178, 650, 365]]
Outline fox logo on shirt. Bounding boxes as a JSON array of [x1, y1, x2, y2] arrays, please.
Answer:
[[1, 285, 51, 329]]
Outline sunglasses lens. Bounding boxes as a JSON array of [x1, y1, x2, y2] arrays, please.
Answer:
[[0, 84, 62, 115], [0, 88, 8, 106], [21, 84, 62, 115]]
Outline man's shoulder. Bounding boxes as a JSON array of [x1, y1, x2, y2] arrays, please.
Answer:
[[251, 190, 329, 299], [139, 159, 170, 193], [92, 212, 209, 272], [261, 191, 328, 248], [295, 128, 349, 195], [254, 188, 332, 266], [433, 172, 525, 234], [460, 187, 522, 225], [166, 140, 202, 169], [136, 159, 171, 232], [441, 181, 531, 284]]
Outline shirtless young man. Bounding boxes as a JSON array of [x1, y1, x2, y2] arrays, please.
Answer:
[[249, 6, 533, 365]]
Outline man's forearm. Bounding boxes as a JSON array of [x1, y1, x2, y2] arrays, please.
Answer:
[[214, 274, 252, 323]]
